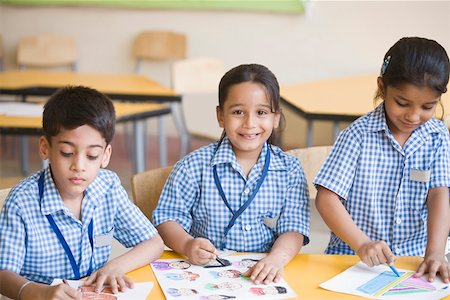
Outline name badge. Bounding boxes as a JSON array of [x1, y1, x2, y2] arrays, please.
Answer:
[[410, 169, 430, 183], [94, 228, 114, 247], [263, 215, 279, 229]]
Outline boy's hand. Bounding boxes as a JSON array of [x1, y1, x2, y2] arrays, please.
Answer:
[[414, 253, 450, 283], [22, 282, 81, 300], [356, 240, 395, 267], [243, 253, 284, 285], [84, 265, 134, 294], [185, 237, 217, 265]]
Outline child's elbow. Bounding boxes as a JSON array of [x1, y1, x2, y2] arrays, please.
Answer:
[[152, 234, 165, 257]]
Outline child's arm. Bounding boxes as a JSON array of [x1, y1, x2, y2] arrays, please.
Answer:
[[414, 186, 450, 283], [316, 186, 395, 266], [156, 220, 217, 265], [244, 231, 303, 284], [85, 234, 164, 293], [0, 270, 81, 300]]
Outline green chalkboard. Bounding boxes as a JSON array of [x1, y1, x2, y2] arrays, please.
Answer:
[[0, 0, 305, 14]]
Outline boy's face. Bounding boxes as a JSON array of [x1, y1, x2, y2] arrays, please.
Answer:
[[39, 125, 112, 202]]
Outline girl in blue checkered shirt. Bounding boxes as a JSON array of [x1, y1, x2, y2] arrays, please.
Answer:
[[153, 64, 310, 285], [314, 37, 450, 283]]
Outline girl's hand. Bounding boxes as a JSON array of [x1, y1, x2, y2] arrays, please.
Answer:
[[243, 253, 284, 285], [414, 253, 450, 283], [84, 265, 134, 294], [22, 282, 81, 300], [185, 237, 217, 265], [356, 240, 395, 267]]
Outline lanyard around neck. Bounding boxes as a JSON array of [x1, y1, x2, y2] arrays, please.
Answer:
[[213, 145, 271, 250], [38, 172, 93, 279]]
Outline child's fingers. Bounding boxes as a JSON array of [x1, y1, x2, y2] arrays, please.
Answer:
[[124, 275, 135, 289], [62, 285, 81, 300], [94, 274, 107, 293], [273, 270, 282, 283], [426, 262, 440, 282], [84, 272, 97, 286], [262, 268, 278, 285], [108, 277, 119, 294], [414, 261, 427, 278], [117, 277, 127, 292], [440, 264, 450, 283], [381, 245, 395, 264]]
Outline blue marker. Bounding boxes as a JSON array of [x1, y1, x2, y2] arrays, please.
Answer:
[[388, 264, 401, 277]]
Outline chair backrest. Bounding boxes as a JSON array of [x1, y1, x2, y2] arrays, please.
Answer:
[[131, 166, 173, 222], [0, 188, 11, 210], [287, 146, 333, 199], [17, 34, 77, 70], [0, 34, 4, 71], [133, 31, 187, 73], [171, 57, 225, 140]]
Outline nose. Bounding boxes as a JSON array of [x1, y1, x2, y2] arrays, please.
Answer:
[[405, 108, 420, 123], [70, 154, 85, 172], [243, 113, 256, 128]]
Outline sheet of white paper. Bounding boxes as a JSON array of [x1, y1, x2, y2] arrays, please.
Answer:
[[151, 253, 297, 300], [320, 262, 450, 300], [51, 279, 153, 299], [0, 102, 43, 117]]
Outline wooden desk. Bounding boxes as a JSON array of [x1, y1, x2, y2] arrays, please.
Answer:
[[0, 102, 171, 174], [281, 74, 450, 147], [0, 70, 187, 170], [127, 251, 449, 300]]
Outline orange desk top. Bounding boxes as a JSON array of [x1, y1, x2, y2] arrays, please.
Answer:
[[127, 251, 449, 300], [0, 70, 179, 100], [281, 74, 450, 120]]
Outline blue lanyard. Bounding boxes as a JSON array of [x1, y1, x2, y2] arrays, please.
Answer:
[[38, 172, 93, 279], [213, 145, 271, 250]]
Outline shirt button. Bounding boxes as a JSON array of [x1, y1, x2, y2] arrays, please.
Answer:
[[244, 224, 252, 231], [395, 247, 401, 255], [244, 188, 250, 194], [395, 218, 402, 224]]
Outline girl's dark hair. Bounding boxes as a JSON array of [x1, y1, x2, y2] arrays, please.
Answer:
[[43, 86, 116, 145], [375, 37, 449, 100], [218, 64, 285, 146]]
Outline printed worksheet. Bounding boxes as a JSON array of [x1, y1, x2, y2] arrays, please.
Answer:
[[320, 262, 450, 299], [151, 253, 297, 300], [51, 279, 154, 299]]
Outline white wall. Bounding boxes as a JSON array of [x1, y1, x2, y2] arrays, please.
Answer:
[[1, 1, 449, 147]]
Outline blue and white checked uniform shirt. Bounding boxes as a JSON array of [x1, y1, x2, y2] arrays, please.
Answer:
[[153, 137, 310, 252], [314, 104, 450, 256], [0, 167, 157, 284]]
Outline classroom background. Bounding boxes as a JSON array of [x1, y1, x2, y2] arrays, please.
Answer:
[[0, 1, 449, 258]]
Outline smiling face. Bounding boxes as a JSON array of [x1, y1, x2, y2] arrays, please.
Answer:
[[39, 125, 111, 202], [217, 82, 280, 160], [378, 79, 440, 145]]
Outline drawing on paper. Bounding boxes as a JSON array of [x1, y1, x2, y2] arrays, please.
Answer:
[[150, 253, 296, 300]]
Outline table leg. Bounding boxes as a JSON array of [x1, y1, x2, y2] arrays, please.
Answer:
[[20, 136, 29, 176], [158, 117, 167, 167], [170, 102, 190, 158], [133, 120, 145, 173], [332, 121, 341, 141]]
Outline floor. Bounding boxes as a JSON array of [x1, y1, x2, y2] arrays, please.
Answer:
[[1, 132, 330, 257]]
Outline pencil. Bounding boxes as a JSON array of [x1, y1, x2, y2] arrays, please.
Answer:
[[388, 264, 401, 277]]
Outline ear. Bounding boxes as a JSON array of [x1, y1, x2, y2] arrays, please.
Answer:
[[216, 106, 225, 128], [100, 144, 112, 168], [273, 110, 281, 129], [377, 77, 386, 99], [39, 136, 50, 161]]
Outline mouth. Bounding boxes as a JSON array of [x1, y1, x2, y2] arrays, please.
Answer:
[[239, 133, 260, 139], [401, 122, 419, 128], [69, 177, 85, 185]]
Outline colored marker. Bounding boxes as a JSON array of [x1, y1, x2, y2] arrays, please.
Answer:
[[388, 264, 401, 277]]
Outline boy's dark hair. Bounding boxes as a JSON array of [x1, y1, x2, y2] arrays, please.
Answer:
[[43, 86, 116, 144], [217, 64, 285, 146], [375, 37, 450, 99]]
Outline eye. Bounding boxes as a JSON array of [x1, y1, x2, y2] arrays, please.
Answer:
[[257, 110, 269, 116], [232, 110, 244, 115], [422, 104, 436, 110], [395, 100, 408, 107], [87, 155, 99, 161], [60, 151, 72, 157]]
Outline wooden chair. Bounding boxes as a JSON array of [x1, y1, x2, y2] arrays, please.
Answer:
[[0, 188, 11, 210], [0, 34, 4, 71], [131, 166, 173, 222], [133, 30, 187, 73], [287, 146, 333, 253], [171, 57, 225, 144], [17, 34, 77, 70]]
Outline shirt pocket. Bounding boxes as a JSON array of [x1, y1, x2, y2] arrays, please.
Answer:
[[93, 227, 114, 268], [407, 168, 430, 211]]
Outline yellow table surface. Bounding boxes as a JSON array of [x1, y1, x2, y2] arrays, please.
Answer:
[[0, 70, 177, 97], [127, 251, 450, 300], [0, 102, 169, 129], [281, 74, 450, 118]]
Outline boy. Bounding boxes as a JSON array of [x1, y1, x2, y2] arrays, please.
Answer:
[[0, 86, 164, 299]]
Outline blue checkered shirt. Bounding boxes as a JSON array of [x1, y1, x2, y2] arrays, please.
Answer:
[[153, 137, 310, 252], [0, 167, 157, 284], [314, 104, 450, 256]]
